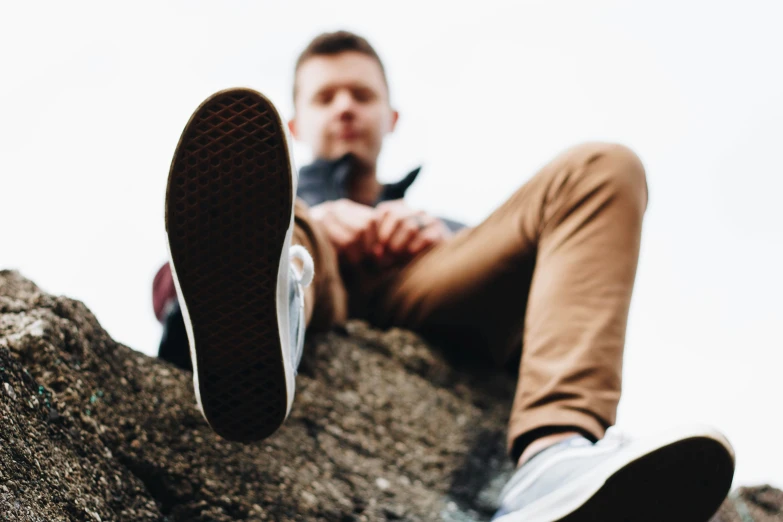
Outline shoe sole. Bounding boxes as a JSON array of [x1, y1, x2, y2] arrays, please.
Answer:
[[498, 427, 735, 522], [165, 88, 294, 442]]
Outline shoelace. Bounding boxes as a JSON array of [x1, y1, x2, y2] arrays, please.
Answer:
[[288, 245, 314, 372], [289, 245, 314, 288]]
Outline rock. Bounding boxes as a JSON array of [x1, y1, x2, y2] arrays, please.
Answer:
[[0, 269, 780, 521]]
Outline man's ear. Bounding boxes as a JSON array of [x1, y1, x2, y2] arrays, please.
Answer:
[[388, 109, 400, 134], [287, 118, 298, 140]]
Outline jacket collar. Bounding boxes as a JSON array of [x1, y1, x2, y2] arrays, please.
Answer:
[[298, 153, 421, 205]]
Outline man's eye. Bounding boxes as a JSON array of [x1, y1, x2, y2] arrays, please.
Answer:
[[353, 89, 374, 103], [314, 92, 334, 105]]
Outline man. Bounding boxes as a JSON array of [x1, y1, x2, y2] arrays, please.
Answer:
[[154, 31, 735, 521]]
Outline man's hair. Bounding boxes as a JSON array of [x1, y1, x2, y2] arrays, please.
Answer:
[[293, 30, 388, 102]]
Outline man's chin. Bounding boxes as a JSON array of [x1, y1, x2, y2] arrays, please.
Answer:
[[326, 148, 374, 169]]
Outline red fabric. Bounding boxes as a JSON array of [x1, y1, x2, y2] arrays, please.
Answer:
[[152, 262, 177, 323]]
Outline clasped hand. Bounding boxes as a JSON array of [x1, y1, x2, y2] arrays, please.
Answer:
[[309, 199, 453, 266]]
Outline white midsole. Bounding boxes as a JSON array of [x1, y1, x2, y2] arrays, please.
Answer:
[[270, 90, 298, 418], [277, 196, 296, 417], [495, 424, 734, 522], [166, 239, 203, 413]]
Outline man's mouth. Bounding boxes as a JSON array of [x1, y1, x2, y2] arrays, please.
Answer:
[[336, 128, 361, 140]]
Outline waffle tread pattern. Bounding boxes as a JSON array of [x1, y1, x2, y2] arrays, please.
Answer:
[[165, 89, 292, 442]]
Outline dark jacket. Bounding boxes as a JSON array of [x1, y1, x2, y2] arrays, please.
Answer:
[[297, 154, 466, 233]]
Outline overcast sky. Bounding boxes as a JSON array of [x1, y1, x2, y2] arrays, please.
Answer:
[[1, 1, 781, 487]]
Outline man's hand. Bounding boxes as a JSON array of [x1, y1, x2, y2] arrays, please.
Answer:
[[309, 199, 379, 265], [375, 200, 453, 265]]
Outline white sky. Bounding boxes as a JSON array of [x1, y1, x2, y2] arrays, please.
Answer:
[[1, 0, 781, 488]]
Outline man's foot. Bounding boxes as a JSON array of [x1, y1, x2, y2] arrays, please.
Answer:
[[493, 426, 735, 522], [165, 88, 313, 442]]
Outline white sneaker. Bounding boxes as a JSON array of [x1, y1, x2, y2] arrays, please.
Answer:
[[165, 88, 313, 442], [494, 425, 735, 522]]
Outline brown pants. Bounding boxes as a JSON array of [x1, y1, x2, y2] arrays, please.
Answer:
[[293, 142, 648, 461]]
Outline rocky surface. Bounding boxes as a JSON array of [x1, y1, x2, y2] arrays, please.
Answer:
[[0, 269, 780, 521]]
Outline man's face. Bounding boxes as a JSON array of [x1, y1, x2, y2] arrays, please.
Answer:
[[289, 51, 398, 166]]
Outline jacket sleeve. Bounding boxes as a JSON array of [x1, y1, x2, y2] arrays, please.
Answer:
[[152, 262, 178, 323], [439, 216, 468, 234]]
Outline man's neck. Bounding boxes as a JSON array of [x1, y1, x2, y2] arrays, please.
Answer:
[[346, 162, 382, 206]]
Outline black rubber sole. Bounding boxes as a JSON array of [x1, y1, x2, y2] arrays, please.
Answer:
[[559, 436, 735, 522], [165, 88, 293, 442]]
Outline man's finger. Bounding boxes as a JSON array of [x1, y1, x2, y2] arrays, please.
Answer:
[[328, 222, 355, 251], [377, 208, 402, 244], [387, 220, 419, 253], [380, 208, 424, 244], [335, 223, 365, 264], [362, 215, 379, 256], [377, 202, 417, 238], [407, 229, 437, 255]]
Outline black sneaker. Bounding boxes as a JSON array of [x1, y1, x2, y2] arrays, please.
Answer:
[[165, 88, 313, 442]]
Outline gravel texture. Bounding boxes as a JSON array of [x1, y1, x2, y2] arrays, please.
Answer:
[[0, 270, 779, 521]]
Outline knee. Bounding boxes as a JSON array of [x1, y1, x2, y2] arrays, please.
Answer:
[[569, 142, 648, 210]]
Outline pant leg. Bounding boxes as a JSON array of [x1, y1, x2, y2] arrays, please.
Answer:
[[292, 198, 348, 332], [158, 301, 193, 372], [371, 142, 648, 461]]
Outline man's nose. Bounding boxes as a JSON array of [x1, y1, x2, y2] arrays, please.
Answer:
[[333, 91, 356, 118]]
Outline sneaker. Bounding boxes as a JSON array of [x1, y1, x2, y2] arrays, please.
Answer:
[[493, 426, 735, 522], [165, 87, 313, 442]]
